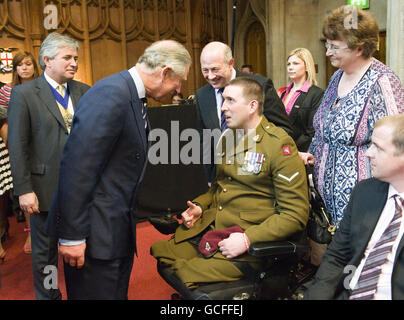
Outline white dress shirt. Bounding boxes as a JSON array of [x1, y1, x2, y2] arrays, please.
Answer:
[[215, 68, 237, 122], [349, 185, 404, 299], [44, 72, 74, 115]]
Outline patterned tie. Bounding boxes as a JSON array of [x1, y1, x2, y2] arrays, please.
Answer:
[[141, 97, 148, 130], [349, 195, 403, 300], [218, 88, 227, 131]]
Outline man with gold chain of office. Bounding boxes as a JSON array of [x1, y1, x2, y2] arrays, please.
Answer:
[[7, 32, 90, 300], [151, 77, 309, 288], [50, 83, 74, 132]]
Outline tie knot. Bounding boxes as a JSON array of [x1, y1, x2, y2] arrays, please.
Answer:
[[57, 85, 65, 97], [218, 88, 224, 95], [394, 194, 404, 209]]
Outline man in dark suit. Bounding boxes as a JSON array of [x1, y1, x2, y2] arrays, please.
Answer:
[[196, 42, 293, 183], [304, 114, 404, 300], [46, 40, 191, 300], [7, 32, 90, 300]]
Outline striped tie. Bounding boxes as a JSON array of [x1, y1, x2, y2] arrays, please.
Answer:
[[349, 195, 403, 300], [141, 97, 148, 129], [218, 88, 227, 131]]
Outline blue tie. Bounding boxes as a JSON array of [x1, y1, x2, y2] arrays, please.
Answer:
[[218, 88, 227, 131]]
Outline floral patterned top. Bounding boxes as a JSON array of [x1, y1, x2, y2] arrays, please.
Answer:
[[309, 58, 404, 227]]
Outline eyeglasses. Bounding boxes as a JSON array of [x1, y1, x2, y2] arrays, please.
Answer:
[[324, 42, 349, 53]]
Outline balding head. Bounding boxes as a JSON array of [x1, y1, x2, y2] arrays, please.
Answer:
[[200, 41, 234, 89], [201, 42, 233, 64]]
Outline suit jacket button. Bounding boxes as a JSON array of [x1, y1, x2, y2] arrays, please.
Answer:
[[136, 153, 141, 159]]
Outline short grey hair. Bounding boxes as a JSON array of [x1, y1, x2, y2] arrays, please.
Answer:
[[38, 32, 80, 70], [136, 40, 191, 77]]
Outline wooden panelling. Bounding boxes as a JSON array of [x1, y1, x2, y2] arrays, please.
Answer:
[[245, 21, 266, 76]]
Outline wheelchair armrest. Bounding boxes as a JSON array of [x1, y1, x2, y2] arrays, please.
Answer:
[[248, 240, 310, 257]]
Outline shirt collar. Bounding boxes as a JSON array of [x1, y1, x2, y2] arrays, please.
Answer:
[[231, 68, 237, 81], [44, 71, 67, 90], [300, 80, 311, 92], [388, 184, 404, 200], [128, 66, 146, 100], [285, 80, 311, 94]]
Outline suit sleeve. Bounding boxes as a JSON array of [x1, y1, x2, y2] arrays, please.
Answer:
[[54, 80, 127, 239], [7, 87, 34, 196], [262, 79, 294, 139]]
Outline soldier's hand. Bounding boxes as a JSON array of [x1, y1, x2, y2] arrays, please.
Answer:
[[181, 201, 202, 229], [218, 232, 249, 259]]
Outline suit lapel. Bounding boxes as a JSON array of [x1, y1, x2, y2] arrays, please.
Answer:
[[67, 80, 81, 111], [288, 91, 307, 124], [394, 234, 404, 269], [36, 75, 67, 131], [356, 181, 389, 259], [201, 85, 220, 129], [120, 70, 147, 153]]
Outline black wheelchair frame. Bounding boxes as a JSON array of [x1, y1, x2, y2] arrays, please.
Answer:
[[155, 236, 314, 300]]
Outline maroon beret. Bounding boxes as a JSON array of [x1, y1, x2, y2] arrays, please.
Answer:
[[198, 226, 244, 258]]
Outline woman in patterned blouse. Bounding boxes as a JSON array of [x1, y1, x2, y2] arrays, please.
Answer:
[[300, 6, 404, 232]]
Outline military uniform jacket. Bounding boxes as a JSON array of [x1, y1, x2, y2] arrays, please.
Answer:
[[174, 117, 309, 260]]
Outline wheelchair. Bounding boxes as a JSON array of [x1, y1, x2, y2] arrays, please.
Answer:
[[150, 215, 315, 300]]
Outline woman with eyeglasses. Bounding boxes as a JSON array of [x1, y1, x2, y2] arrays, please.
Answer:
[[300, 5, 404, 263]]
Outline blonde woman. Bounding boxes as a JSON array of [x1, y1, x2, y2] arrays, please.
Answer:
[[279, 48, 324, 152]]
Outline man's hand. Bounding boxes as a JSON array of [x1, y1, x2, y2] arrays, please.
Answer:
[[19, 192, 40, 215], [218, 232, 249, 259], [59, 243, 86, 269], [181, 201, 202, 229]]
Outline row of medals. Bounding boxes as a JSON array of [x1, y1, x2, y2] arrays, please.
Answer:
[[242, 151, 264, 175]]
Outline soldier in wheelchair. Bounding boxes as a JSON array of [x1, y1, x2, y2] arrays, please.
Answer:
[[151, 77, 311, 300]]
